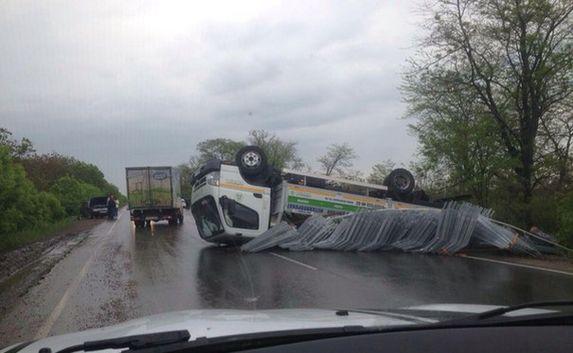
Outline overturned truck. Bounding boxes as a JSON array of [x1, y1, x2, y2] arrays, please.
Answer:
[[190, 146, 440, 244]]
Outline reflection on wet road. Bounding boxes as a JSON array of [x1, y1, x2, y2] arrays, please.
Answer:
[[1, 208, 573, 345]]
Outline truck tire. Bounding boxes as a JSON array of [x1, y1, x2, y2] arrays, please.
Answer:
[[235, 146, 267, 178], [384, 168, 415, 195]]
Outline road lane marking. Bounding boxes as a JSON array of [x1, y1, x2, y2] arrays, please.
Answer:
[[270, 252, 317, 271], [459, 254, 573, 277], [34, 215, 122, 339]]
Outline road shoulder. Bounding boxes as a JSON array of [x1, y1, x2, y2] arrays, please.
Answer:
[[0, 219, 103, 318], [460, 250, 573, 275]]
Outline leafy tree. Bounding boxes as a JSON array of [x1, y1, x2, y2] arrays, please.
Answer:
[[198, 138, 245, 161], [0, 147, 64, 235], [189, 130, 304, 171], [558, 190, 573, 247], [368, 160, 396, 185], [404, 0, 573, 223], [247, 129, 303, 170], [20, 153, 108, 191], [177, 163, 193, 199], [318, 143, 357, 176], [0, 127, 35, 159], [538, 96, 573, 187], [404, 68, 510, 206], [189, 138, 245, 171], [49, 176, 101, 216]]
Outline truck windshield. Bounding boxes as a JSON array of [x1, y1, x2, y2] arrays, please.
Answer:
[[191, 196, 224, 238]]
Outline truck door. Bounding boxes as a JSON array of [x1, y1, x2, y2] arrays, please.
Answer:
[[126, 168, 151, 208], [217, 169, 271, 235], [149, 167, 173, 207]]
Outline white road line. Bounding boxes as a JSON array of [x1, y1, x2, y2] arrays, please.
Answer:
[[459, 254, 573, 277], [270, 252, 317, 271], [34, 216, 121, 339]]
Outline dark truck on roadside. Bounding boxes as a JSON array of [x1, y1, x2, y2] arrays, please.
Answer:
[[126, 166, 184, 228], [87, 196, 109, 218]]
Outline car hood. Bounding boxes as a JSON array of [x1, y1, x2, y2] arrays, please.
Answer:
[[1, 304, 520, 353]]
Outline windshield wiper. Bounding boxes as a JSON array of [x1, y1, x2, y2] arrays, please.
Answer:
[[40, 330, 190, 353], [40, 327, 378, 353], [120, 326, 378, 353], [433, 300, 573, 327]]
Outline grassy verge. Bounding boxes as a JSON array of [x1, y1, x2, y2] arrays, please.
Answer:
[[0, 217, 76, 254]]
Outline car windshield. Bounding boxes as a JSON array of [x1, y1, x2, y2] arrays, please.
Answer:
[[1, 0, 572, 350]]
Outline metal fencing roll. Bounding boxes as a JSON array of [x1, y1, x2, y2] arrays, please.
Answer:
[[241, 202, 547, 256]]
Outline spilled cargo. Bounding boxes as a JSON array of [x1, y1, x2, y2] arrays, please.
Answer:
[[241, 202, 550, 255]]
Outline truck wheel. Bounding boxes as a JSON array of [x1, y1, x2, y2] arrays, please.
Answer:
[[235, 146, 267, 178], [384, 168, 415, 195]]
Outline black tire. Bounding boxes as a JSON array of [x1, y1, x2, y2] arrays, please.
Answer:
[[384, 168, 415, 195], [235, 146, 267, 178]]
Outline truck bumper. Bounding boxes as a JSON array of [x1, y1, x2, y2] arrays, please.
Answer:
[[130, 208, 181, 222]]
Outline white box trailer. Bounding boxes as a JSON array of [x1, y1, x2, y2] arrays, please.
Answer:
[[126, 166, 184, 228], [190, 146, 430, 245]]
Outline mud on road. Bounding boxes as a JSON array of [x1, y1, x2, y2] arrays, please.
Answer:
[[0, 219, 104, 319]]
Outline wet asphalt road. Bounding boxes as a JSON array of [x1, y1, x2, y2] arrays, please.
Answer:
[[1, 208, 573, 345]]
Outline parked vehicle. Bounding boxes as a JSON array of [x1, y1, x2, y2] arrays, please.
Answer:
[[126, 167, 184, 228], [190, 146, 433, 244], [87, 196, 109, 219]]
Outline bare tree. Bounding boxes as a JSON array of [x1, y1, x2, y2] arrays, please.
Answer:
[[318, 143, 357, 176]]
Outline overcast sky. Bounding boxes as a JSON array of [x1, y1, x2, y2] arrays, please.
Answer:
[[1, 0, 422, 192]]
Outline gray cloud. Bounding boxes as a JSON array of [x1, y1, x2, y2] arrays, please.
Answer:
[[0, 0, 420, 191]]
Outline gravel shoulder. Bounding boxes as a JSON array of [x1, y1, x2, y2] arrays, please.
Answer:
[[0, 219, 103, 318]]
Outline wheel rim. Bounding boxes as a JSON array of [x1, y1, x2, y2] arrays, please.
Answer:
[[395, 175, 411, 190], [242, 151, 261, 168]]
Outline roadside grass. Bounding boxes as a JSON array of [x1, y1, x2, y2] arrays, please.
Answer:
[[0, 217, 76, 254]]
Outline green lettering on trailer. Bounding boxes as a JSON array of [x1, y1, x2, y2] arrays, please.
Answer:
[[288, 196, 363, 212]]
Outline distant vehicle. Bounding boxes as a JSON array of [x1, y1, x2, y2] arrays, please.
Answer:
[[126, 167, 184, 228], [190, 146, 431, 244], [88, 196, 109, 218]]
